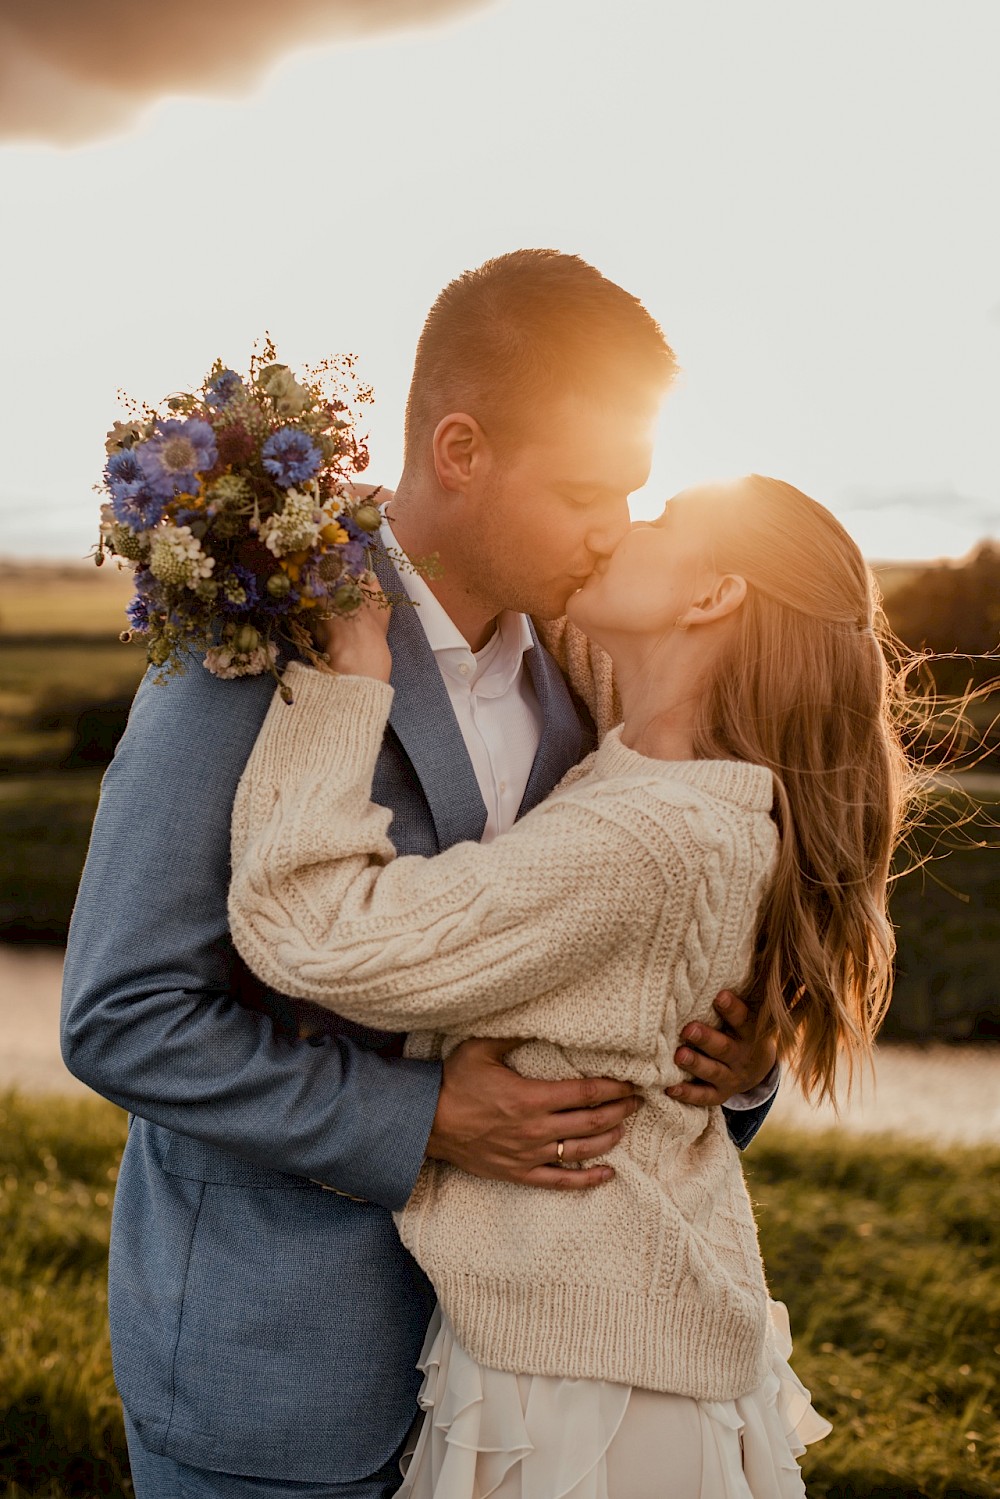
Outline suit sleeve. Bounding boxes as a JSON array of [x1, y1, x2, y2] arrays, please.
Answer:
[[60, 660, 442, 1212]]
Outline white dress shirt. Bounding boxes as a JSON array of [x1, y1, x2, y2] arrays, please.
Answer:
[[379, 509, 778, 1108], [380, 511, 543, 842]]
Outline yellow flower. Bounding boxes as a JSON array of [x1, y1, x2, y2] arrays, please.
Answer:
[[321, 522, 350, 546]]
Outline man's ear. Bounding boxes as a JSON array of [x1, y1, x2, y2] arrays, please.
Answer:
[[678, 573, 747, 628], [432, 412, 487, 494]]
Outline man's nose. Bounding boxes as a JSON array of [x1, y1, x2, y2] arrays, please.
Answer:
[[585, 502, 632, 558]]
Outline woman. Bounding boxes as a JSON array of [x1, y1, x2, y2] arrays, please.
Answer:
[[229, 476, 911, 1497]]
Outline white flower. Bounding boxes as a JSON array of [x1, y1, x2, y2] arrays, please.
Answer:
[[259, 365, 312, 417], [149, 524, 216, 588], [105, 420, 144, 455], [260, 484, 324, 557], [99, 502, 149, 562], [203, 642, 279, 679]]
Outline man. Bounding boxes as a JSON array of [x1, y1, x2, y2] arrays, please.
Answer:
[[62, 250, 778, 1498]]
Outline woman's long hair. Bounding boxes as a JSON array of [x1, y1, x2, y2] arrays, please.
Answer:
[[685, 476, 920, 1104]]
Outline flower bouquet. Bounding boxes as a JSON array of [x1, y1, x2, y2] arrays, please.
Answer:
[[97, 339, 391, 701]]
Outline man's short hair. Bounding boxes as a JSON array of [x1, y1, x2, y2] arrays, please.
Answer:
[[403, 249, 677, 463]]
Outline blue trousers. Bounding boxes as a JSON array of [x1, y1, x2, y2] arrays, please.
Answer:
[[123, 1410, 406, 1499]]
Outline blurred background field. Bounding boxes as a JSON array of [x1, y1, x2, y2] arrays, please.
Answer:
[[1, 1090, 997, 1499]]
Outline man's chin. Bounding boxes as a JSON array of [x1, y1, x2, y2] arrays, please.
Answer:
[[532, 592, 576, 622]]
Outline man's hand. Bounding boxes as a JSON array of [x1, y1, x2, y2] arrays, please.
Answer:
[[426, 1038, 638, 1190], [667, 991, 778, 1106]]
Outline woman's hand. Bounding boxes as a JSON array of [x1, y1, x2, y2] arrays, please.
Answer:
[[312, 573, 392, 684]]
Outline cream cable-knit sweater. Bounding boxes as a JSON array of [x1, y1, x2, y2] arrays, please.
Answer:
[[229, 661, 780, 1400]]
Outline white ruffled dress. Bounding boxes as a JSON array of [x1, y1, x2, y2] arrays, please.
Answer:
[[398, 1301, 830, 1499]]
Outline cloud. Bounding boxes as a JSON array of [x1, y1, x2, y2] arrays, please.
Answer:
[[842, 485, 1000, 532], [0, 0, 492, 145]]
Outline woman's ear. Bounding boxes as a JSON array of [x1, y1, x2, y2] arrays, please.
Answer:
[[432, 412, 487, 494], [678, 573, 747, 629]]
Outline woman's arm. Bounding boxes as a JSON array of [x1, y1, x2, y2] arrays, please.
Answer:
[[229, 663, 680, 1051]]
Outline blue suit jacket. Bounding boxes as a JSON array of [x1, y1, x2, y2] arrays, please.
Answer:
[[61, 549, 774, 1483]]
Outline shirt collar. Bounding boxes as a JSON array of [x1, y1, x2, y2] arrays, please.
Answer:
[[379, 508, 533, 692]]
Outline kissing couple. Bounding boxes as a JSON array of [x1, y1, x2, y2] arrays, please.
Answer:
[[65, 249, 915, 1497]]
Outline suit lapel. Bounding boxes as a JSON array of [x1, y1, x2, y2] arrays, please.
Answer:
[[517, 620, 588, 817], [373, 545, 488, 849]]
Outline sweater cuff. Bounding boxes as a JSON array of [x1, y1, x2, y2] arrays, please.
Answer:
[[252, 661, 394, 785]]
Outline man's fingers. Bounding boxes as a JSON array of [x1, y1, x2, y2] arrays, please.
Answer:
[[523, 1164, 615, 1191], [528, 1074, 637, 1113], [677, 1021, 737, 1066], [452, 1040, 636, 1113], [674, 1046, 731, 1089], [713, 989, 751, 1032], [666, 1079, 726, 1106], [546, 1096, 638, 1141], [554, 1126, 625, 1164]]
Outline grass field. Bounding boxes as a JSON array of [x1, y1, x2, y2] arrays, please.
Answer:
[[0, 564, 135, 640], [0, 1091, 997, 1499]]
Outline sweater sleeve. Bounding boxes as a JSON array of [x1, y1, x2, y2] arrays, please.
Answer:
[[229, 664, 688, 1050]]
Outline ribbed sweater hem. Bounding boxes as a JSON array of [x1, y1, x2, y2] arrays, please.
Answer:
[[433, 1271, 772, 1402]]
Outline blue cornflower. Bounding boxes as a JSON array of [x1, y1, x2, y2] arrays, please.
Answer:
[[206, 369, 244, 409], [125, 593, 152, 631], [261, 427, 322, 488], [138, 418, 218, 500], [107, 450, 166, 527], [105, 448, 144, 497], [111, 479, 166, 532], [220, 564, 261, 614], [126, 568, 159, 628]]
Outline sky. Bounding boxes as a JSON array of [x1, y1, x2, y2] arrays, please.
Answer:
[[0, 0, 997, 563]]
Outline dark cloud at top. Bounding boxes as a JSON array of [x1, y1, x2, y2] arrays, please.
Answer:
[[0, 0, 492, 144]]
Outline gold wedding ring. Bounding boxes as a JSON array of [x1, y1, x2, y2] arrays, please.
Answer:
[[556, 1140, 565, 1164]]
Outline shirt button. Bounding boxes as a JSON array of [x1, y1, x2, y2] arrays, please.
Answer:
[[500, 781, 507, 792], [459, 663, 470, 677]]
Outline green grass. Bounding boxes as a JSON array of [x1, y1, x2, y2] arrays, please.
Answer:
[[0, 1093, 130, 1498], [1, 1093, 997, 1498], [745, 1131, 1000, 1498]]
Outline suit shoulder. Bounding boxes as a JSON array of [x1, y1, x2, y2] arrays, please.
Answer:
[[120, 657, 279, 780]]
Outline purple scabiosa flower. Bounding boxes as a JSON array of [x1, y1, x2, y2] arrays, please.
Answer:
[[138, 418, 218, 500], [261, 427, 322, 488], [205, 369, 244, 409]]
